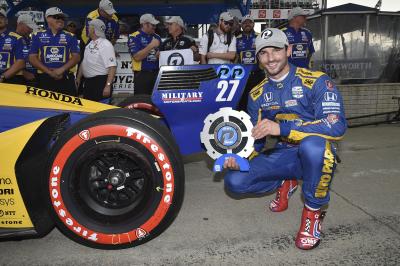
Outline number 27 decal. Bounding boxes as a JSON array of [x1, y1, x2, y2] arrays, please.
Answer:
[[216, 80, 240, 102]]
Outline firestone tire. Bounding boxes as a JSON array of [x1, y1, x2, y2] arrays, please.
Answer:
[[45, 108, 184, 249], [118, 94, 162, 116]]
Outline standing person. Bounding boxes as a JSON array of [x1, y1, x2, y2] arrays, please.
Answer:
[[236, 14, 265, 110], [77, 19, 116, 102], [81, 0, 119, 45], [16, 13, 40, 86], [0, 9, 26, 84], [199, 11, 237, 64], [223, 28, 347, 250], [29, 7, 80, 96], [65, 20, 78, 35], [160, 16, 199, 62], [127, 13, 161, 95], [282, 7, 315, 69]]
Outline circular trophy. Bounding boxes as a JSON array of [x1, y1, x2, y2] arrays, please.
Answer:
[[200, 107, 254, 172]]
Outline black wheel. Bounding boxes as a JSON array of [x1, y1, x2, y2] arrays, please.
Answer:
[[118, 94, 162, 116], [45, 109, 184, 249]]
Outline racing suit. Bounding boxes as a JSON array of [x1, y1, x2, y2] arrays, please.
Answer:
[[224, 64, 347, 209]]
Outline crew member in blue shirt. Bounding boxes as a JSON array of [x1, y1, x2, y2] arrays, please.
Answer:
[[29, 7, 80, 96], [236, 14, 265, 110], [0, 9, 26, 84], [128, 14, 161, 95], [282, 7, 315, 69], [81, 0, 119, 45]]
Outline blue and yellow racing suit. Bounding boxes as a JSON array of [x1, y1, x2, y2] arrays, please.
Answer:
[[81, 9, 119, 44], [224, 64, 347, 209]]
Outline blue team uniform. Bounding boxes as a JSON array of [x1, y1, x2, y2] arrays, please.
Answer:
[[29, 29, 80, 73], [81, 9, 119, 44], [128, 30, 161, 72], [282, 26, 315, 68], [224, 64, 347, 209], [22, 36, 36, 75], [0, 31, 26, 74], [236, 31, 259, 72]]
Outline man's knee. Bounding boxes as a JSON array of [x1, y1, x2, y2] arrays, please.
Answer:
[[299, 136, 326, 159], [224, 171, 251, 194]]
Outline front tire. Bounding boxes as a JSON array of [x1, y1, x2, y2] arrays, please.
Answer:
[[45, 109, 184, 249]]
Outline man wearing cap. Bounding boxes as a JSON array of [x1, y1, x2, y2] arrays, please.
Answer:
[[81, 0, 119, 45], [29, 7, 80, 96], [0, 9, 27, 84], [16, 13, 40, 86], [282, 7, 315, 69], [199, 11, 237, 64], [127, 14, 161, 95], [160, 16, 199, 62], [65, 20, 78, 35], [236, 14, 265, 110], [77, 19, 116, 102], [223, 28, 347, 250]]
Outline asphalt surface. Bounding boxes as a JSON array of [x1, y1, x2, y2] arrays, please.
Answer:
[[1, 125, 400, 265]]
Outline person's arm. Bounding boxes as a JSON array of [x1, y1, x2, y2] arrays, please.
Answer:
[[100, 43, 117, 97], [132, 38, 160, 61], [53, 35, 81, 78], [1, 60, 25, 81], [279, 75, 347, 142], [29, 54, 53, 75], [103, 66, 116, 97], [207, 36, 237, 62], [198, 34, 208, 64]]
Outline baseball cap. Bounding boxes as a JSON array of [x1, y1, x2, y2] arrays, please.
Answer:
[[255, 28, 289, 55], [165, 16, 185, 28], [45, 7, 67, 18], [140, 13, 159, 25], [0, 9, 6, 18], [288, 7, 308, 20], [219, 11, 233, 22], [88, 19, 106, 38], [99, 0, 116, 15], [241, 14, 254, 23], [17, 14, 40, 31]]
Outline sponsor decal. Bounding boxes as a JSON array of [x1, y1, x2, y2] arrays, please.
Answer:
[[0, 198, 14, 206], [25, 87, 83, 106], [161, 92, 203, 103], [325, 80, 335, 91], [50, 125, 174, 244], [0, 210, 16, 217], [327, 114, 339, 124], [79, 130, 90, 141], [0, 177, 12, 185], [167, 52, 184, 66], [324, 92, 337, 102], [292, 86, 303, 98], [0, 220, 23, 225], [264, 91, 273, 103], [285, 99, 297, 107], [217, 65, 245, 80], [135, 228, 148, 240], [322, 102, 340, 107], [0, 189, 14, 195], [315, 142, 334, 198]]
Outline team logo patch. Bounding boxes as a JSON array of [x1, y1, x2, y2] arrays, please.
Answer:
[[292, 86, 303, 98], [79, 130, 90, 141], [327, 114, 339, 124], [261, 29, 273, 39], [325, 80, 335, 91], [135, 228, 148, 239], [264, 91, 273, 102], [324, 92, 337, 102], [285, 99, 297, 107]]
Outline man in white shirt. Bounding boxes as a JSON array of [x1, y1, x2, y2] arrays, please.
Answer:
[[77, 19, 116, 102], [199, 12, 237, 64]]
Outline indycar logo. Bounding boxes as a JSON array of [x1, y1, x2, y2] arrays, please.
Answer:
[[25, 87, 83, 106]]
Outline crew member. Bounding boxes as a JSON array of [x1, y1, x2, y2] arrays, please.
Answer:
[[81, 0, 119, 45], [16, 13, 40, 86], [127, 13, 161, 95], [223, 28, 347, 250], [0, 9, 26, 84], [29, 7, 80, 95], [77, 19, 116, 102], [282, 7, 315, 68]]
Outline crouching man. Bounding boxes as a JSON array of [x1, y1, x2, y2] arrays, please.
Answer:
[[223, 28, 347, 250]]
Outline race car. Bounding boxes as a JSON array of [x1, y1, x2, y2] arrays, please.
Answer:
[[0, 64, 252, 249]]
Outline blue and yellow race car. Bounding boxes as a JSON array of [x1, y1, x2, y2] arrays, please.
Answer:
[[0, 64, 251, 249]]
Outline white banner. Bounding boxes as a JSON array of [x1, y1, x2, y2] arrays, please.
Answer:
[[249, 9, 314, 20], [159, 49, 194, 67], [17, 11, 44, 23], [113, 52, 134, 94]]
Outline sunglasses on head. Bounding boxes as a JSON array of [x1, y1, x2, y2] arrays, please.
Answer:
[[51, 15, 65, 20], [223, 21, 233, 26]]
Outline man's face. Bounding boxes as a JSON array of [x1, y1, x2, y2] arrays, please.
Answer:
[[166, 22, 181, 36], [142, 22, 156, 34], [19, 23, 33, 35], [219, 19, 233, 33], [99, 9, 113, 20], [0, 16, 7, 30], [241, 19, 254, 33], [46, 15, 65, 31], [257, 46, 291, 78], [294, 15, 306, 27]]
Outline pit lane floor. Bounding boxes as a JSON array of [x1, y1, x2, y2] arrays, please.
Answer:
[[1, 125, 399, 265]]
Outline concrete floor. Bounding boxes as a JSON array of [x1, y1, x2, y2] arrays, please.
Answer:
[[1, 125, 399, 265]]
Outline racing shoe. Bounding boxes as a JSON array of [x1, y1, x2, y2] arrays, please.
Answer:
[[295, 206, 326, 250], [269, 180, 298, 212]]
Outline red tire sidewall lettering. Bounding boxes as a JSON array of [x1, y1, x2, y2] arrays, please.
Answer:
[[49, 124, 175, 245]]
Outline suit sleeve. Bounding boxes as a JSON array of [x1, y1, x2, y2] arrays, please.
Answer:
[[279, 75, 347, 142], [247, 88, 265, 152]]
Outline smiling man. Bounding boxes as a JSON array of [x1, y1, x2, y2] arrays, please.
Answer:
[[223, 28, 347, 250]]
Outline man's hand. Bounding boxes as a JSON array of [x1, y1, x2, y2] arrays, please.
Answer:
[[252, 119, 280, 139], [223, 157, 240, 170], [149, 38, 160, 49], [103, 85, 111, 98], [206, 52, 214, 59]]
